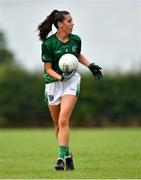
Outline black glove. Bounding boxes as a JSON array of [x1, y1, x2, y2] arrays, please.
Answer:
[[88, 63, 103, 80], [60, 71, 75, 82]]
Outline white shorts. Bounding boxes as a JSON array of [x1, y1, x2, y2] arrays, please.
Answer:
[[44, 72, 81, 105]]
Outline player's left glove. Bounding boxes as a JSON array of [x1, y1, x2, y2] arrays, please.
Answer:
[[88, 63, 103, 80]]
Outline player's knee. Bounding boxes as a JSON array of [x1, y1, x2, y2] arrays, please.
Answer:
[[59, 113, 69, 128]]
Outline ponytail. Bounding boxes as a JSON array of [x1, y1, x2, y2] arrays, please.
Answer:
[[37, 10, 58, 41], [37, 10, 70, 41]]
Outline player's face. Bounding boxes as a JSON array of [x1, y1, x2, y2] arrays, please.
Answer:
[[61, 14, 74, 34]]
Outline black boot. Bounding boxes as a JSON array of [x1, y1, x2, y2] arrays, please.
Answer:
[[65, 153, 74, 170], [54, 159, 65, 171]]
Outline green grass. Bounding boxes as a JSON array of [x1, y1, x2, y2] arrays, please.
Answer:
[[0, 128, 141, 179]]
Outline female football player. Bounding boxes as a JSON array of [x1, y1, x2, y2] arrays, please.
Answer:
[[37, 9, 103, 171]]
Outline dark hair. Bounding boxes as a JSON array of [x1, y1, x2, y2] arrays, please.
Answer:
[[37, 10, 70, 41]]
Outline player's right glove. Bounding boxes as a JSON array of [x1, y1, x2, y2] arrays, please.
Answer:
[[60, 71, 75, 82], [88, 63, 103, 80]]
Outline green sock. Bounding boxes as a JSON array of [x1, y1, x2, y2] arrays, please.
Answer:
[[58, 146, 67, 159], [65, 146, 71, 157]]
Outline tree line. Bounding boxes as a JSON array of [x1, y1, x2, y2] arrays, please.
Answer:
[[0, 31, 141, 127]]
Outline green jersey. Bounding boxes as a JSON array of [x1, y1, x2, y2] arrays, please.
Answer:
[[41, 33, 81, 84]]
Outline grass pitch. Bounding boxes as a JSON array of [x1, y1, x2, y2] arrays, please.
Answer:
[[0, 128, 141, 179]]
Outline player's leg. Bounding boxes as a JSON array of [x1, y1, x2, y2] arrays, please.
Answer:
[[48, 104, 60, 138], [48, 103, 66, 171], [58, 95, 77, 145], [54, 72, 81, 170], [55, 95, 77, 170]]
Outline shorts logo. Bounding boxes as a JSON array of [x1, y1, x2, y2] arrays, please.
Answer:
[[48, 95, 54, 101]]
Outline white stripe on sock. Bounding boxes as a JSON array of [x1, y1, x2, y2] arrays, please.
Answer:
[[65, 154, 71, 158]]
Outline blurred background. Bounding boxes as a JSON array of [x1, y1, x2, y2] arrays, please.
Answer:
[[0, 0, 141, 128]]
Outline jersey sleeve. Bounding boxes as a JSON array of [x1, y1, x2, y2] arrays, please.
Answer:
[[41, 42, 53, 63], [77, 36, 81, 54], [74, 34, 81, 54]]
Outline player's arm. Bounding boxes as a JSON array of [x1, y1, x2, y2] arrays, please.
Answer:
[[42, 42, 62, 80], [44, 63, 62, 80], [44, 63, 73, 82], [77, 53, 91, 67], [78, 53, 103, 80]]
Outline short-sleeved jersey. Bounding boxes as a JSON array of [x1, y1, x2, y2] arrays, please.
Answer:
[[41, 33, 81, 84]]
